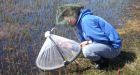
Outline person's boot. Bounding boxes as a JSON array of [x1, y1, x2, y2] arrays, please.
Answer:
[[91, 57, 110, 70]]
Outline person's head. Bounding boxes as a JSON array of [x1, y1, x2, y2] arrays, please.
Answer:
[[56, 4, 84, 26], [63, 7, 81, 26]]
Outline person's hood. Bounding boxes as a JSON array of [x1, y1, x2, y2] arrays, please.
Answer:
[[76, 9, 93, 25]]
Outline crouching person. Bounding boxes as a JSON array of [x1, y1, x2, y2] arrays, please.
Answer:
[[56, 4, 122, 69]]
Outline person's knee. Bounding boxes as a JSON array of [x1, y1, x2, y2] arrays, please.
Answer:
[[82, 49, 100, 61]]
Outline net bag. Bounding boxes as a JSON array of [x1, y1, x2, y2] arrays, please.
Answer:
[[36, 31, 81, 70]]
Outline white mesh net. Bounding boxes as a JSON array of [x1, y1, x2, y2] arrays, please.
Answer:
[[36, 34, 81, 70]]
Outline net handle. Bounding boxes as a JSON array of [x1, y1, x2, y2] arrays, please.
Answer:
[[49, 35, 70, 66], [50, 26, 56, 32]]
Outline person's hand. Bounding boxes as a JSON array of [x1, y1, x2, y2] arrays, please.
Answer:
[[80, 41, 92, 48], [80, 41, 88, 48]]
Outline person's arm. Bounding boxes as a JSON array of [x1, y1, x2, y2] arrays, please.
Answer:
[[81, 15, 108, 42], [98, 17, 122, 49]]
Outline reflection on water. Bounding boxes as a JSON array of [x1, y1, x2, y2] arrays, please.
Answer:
[[0, 0, 131, 75]]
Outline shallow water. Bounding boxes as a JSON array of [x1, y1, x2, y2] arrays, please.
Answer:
[[0, 0, 134, 75]]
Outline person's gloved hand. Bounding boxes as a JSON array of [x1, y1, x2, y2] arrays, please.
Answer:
[[45, 31, 50, 38]]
